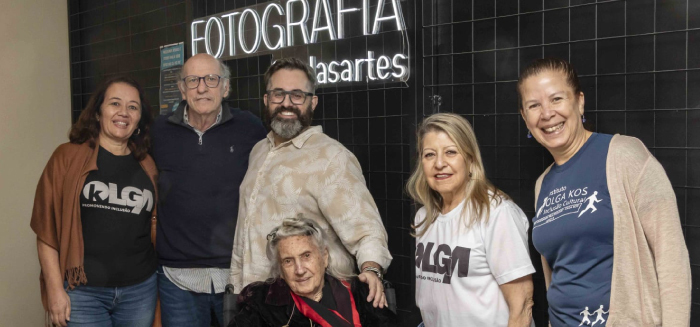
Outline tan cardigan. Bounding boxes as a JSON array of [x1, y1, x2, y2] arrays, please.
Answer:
[[534, 134, 691, 327]]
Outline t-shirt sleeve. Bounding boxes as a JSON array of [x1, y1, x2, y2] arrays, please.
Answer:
[[413, 207, 427, 230], [481, 200, 536, 285]]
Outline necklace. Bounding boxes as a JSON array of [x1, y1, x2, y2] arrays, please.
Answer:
[[282, 304, 295, 327], [282, 304, 314, 327]]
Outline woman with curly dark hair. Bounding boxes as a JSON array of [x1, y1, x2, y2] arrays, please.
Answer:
[[31, 76, 158, 327]]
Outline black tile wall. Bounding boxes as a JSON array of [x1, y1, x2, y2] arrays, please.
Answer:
[[421, 0, 699, 325], [627, 35, 655, 72], [69, 0, 189, 120], [474, 0, 495, 20], [571, 5, 595, 41], [544, 9, 568, 44], [69, 0, 699, 324], [598, 1, 625, 38], [496, 16, 518, 49]]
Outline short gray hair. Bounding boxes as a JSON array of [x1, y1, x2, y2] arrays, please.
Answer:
[[266, 216, 355, 281], [178, 55, 231, 82]]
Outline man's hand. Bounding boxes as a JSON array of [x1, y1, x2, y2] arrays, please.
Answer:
[[359, 261, 387, 308], [47, 287, 70, 327]]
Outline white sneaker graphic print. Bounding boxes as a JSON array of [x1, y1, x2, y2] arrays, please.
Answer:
[[578, 191, 602, 217]]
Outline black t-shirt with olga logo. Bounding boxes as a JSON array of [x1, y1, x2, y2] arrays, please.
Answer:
[[80, 146, 157, 287]]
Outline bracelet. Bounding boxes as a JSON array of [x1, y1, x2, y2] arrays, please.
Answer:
[[362, 266, 383, 280]]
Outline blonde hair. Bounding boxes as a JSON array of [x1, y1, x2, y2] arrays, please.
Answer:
[[406, 113, 508, 237]]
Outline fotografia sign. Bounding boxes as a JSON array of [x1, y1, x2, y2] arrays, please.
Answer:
[[189, 0, 409, 85]]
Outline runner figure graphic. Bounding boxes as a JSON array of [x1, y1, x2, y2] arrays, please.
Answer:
[[591, 305, 609, 326], [579, 191, 602, 217], [579, 306, 592, 326]]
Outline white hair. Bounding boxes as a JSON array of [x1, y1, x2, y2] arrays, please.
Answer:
[[266, 216, 355, 281], [177, 55, 231, 90]]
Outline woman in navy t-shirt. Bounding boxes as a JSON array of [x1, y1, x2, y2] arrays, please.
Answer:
[[517, 58, 690, 326]]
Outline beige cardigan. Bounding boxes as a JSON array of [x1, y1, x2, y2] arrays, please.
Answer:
[[534, 134, 691, 327]]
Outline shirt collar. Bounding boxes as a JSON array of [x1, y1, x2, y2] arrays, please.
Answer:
[[266, 125, 323, 149], [183, 105, 222, 132]]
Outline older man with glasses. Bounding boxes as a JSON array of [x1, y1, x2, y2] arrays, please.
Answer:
[[229, 57, 392, 313], [150, 53, 267, 327]]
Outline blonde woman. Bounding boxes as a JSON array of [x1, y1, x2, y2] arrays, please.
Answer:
[[407, 113, 535, 327]]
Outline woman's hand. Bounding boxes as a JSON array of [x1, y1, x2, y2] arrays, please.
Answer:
[[37, 238, 71, 326], [46, 286, 71, 326], [500, 275, 534, 327]]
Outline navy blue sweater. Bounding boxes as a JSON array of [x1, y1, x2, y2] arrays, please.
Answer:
[[151, 102, 266, 268]]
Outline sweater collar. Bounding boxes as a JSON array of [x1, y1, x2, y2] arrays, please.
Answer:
[[168, 100, 234, 127]]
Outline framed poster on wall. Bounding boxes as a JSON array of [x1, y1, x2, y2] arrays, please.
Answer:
[[160, 42, 184, 115]]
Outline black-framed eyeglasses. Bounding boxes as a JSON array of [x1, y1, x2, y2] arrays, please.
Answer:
[[182, 74, 222, 89], [267, 89, 314, 105]]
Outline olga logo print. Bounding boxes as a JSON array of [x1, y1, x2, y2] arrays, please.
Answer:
[[415, 242, 470, 284], [82, 181, 154, 214], [534, 186, 603, 229]]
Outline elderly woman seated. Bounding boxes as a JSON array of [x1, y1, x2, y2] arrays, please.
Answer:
[[229, 216, 398, 327]]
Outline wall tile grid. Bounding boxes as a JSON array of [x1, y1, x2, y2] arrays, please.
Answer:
[[69, 0, 188, 121], [68, 0, 700, 325], [422, 0, 699, 325]]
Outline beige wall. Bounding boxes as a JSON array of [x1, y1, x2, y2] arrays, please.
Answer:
[[0, 0, 71, 324]]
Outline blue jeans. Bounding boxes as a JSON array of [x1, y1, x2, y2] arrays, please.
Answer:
[[157, 266, 224, 327], [65, 273, 157, 327]]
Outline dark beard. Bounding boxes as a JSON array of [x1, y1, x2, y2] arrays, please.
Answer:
[[263, 103, 313, 140]]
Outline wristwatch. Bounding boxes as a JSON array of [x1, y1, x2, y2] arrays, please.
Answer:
[[362, 266, 383, 280]]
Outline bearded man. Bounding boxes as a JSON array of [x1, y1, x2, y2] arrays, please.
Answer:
[[229, 57, 392, 308]]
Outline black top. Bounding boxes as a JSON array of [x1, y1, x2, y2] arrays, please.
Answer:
[[151, 102, 266, 268], [80, 146, 156, 287], [319, 281, 337, 310], [231, 276, 398, 327]]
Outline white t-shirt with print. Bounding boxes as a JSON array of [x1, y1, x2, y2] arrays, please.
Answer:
[[414, 198, 536, 327]]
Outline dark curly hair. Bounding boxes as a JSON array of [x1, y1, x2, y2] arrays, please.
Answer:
[[69, 76, 152, 160]]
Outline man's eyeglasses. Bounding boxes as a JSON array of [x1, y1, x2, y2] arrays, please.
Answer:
[[182, 74, 222, 89], [267, 89, 314, 105]]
